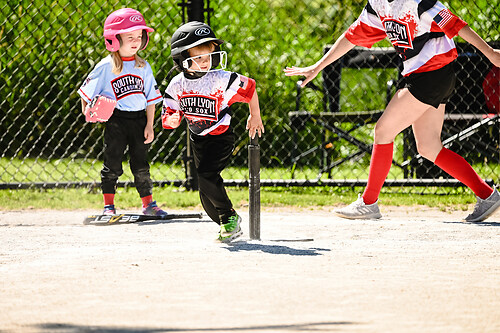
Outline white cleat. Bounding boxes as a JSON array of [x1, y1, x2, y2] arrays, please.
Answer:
[[335, 194, 382, 220]]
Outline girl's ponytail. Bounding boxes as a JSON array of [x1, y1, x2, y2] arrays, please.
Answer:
[[134, 54, 146, 69], [111, 52, 124, 75]]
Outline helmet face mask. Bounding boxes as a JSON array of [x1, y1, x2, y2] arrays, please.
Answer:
[[170, 22, 226, 76], [182, 51, 227, 72]]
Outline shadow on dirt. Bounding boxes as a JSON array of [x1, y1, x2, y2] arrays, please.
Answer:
[[135, 218, 212, 226], [223, 240, 330, 256], [31, 321, 360, 332], [443, 220, 500, 226]]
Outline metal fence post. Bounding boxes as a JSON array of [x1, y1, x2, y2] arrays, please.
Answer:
[[249, 136, 261, 240], [187, 0, 205, 22]]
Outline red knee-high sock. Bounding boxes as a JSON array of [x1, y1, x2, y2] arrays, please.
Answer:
[[434, 147, 493, 199], [103, 193, 115, 206], [362, 143, 394, 205], [141, 195, 153, 207]]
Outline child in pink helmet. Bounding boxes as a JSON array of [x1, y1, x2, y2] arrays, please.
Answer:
[[77, 8, 166, 216]]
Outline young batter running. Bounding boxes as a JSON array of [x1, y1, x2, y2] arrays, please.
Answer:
[[285, 0, 500, 222], [78, 8, 166, 216], [162, 21, 264, 242]]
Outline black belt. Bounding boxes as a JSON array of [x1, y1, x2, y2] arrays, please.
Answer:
[[113, 109, 146, 119]]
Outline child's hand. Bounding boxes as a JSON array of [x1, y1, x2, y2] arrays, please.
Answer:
[[246, 114, 264, 139], [165, 111, 182, 128], [144, 124, 154, 144], [283, 65, 321, 88]]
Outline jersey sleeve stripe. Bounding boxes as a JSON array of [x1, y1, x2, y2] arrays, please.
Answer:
[[226, 73, 239, 91], [147, 95, 162, 103], [227, 77, 256, 105], [78, 88, 92, 103], [345, 4, 386, 48], [345, 21, 387, 48], [365, 1, 377, 16]]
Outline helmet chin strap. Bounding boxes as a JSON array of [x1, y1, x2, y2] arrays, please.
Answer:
[[183, 70, 208, 79]]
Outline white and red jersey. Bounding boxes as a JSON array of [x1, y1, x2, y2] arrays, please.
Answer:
[[345, 0, 467, 76], [162, 70, 256, 136]]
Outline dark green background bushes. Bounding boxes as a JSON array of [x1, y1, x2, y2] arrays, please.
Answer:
[[1, 0, 498, 168]]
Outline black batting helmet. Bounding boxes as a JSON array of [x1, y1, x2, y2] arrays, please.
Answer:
[[170, 21, 224, 71]]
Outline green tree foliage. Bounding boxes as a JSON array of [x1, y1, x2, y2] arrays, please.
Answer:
[[0, 0, 497, 167]]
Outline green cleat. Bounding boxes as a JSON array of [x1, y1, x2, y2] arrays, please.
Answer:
[[218, 213, 243, 243]]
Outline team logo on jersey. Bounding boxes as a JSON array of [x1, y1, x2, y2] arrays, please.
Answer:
[[383, 19, 413, 49], [179, 94, 218, 121], [111, 74, 144, 100]]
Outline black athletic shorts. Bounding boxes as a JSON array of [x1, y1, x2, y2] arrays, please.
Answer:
[[401, 61, 456, 108]]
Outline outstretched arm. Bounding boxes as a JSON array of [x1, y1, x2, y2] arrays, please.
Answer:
[[283, 33, 356, 87], [458, 25, 500, 67]]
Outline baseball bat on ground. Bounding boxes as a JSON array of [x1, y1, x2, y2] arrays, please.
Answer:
[[83, 213, 203, 226], [248, 135, 261, 240]]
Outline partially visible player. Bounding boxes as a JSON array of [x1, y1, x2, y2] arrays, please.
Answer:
[[162, 22, 264, 242], [78, 8, 166, 216], [285, 0, 500, 222]]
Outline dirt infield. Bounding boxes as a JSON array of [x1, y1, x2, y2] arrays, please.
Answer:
[[1, 206, 499, 333]]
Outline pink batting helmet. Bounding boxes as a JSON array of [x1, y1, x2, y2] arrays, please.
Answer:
[[103, 8, 154, 52]]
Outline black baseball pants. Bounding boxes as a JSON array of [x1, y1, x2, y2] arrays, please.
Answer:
[[101, 110, 153, 198], [191, 129, 236, 224]]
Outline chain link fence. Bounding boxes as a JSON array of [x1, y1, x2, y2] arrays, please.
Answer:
[[1, 0, 499, 192]]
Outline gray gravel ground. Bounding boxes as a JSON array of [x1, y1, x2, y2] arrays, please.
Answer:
[[0, 206, 499, 332]]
